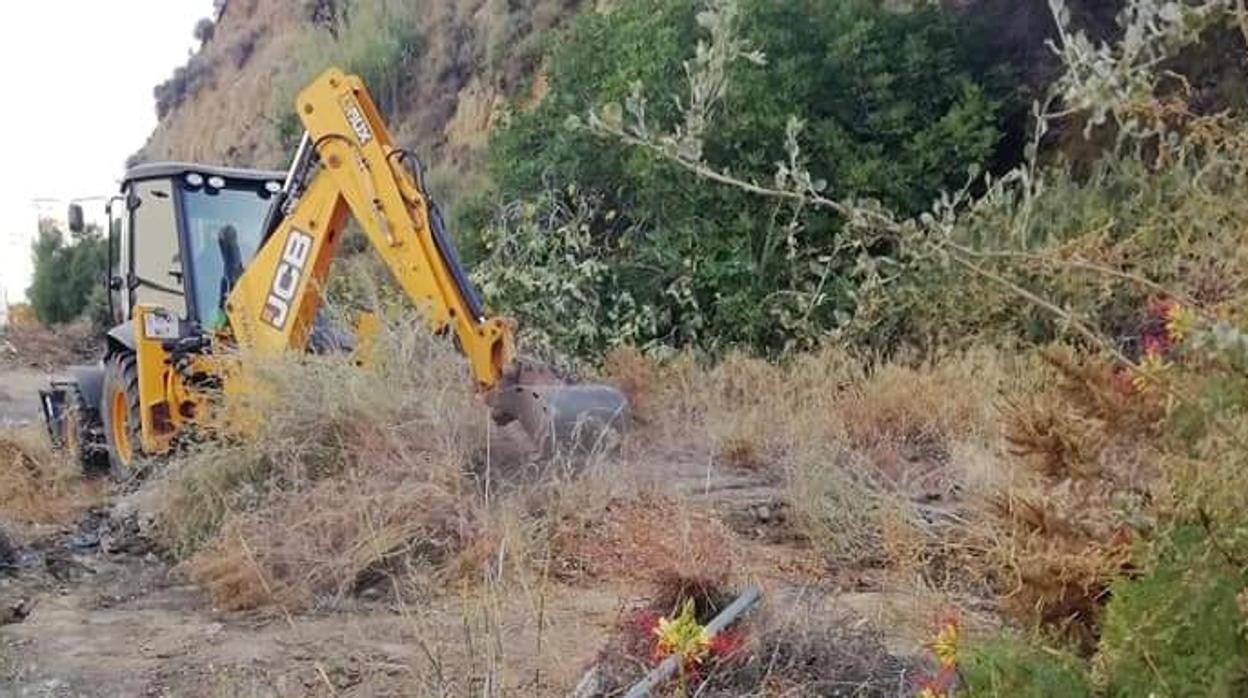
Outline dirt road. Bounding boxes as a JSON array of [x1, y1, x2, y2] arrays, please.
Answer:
[[0, 517, 621, 697], [0, 368, 54, 426]]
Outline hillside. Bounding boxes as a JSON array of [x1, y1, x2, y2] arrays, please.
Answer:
[[134, 0, 1106, 175], [134, 0, 580, 172]]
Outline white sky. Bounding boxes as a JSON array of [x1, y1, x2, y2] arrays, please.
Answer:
[[0, 1, 213, 306]]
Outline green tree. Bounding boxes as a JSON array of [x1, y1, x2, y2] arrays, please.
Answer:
[[27, 218, 107, 326], [476, 0, 1016, 357]]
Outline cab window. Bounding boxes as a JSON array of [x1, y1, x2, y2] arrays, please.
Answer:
[[107, 199, 127, 325], [179, 180, 273, 328]]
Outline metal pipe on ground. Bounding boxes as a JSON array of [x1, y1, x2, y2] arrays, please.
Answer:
[[622, 586, 763, 698]]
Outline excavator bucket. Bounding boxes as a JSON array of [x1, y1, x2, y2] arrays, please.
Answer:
[[487, 361, 629, 455]]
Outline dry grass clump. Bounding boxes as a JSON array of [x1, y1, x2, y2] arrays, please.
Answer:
[[989, 348, 1161, 649], [186, 464, 477, 610], [154, 316, 487, 610], [611, 344, 1025, 588], [0, 425, 106, 526], [547, 492, 740, 586], [0, 319, 97, 369], [158, 314, 665, 613], [616, 344, 1013, 490]]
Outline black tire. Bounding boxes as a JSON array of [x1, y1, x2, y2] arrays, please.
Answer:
[[100, 353, 143, 481], [62, 387, 107, 473]]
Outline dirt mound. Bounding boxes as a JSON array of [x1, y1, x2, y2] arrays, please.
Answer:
[[0, 321, 98, 370]]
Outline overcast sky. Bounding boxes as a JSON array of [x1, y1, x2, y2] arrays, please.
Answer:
[[0, 1, 213, 306]]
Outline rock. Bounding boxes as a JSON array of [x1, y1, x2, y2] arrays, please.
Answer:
[[0, 529, 17, 570], [44, 550, 95, 583], [1, 597, 34, 625]]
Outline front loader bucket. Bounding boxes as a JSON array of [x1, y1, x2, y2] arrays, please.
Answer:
[[490, 380, 630, 456]]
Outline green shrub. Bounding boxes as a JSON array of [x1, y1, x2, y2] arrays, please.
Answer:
[[271, 0, 425, 149], [477, 0, 1017, 358], [1096, 526, 1248, 698], [960, 635, 1092, 698], [847, 150, 1248, 355]]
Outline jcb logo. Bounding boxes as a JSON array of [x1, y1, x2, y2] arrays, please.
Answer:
[[341, 96, 373, 145], [261, 230, 313, 330]]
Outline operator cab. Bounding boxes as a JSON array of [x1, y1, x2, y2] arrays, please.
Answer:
[[70, 162, 285, 330]]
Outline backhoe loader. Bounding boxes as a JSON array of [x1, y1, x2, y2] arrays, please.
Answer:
[[39, 67, 627, 476]]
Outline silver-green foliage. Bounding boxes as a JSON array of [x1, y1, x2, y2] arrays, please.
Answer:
[[479, 0, 1010, 358]]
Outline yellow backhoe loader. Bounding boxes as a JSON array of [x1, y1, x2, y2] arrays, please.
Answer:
[[39, 67, 627, 476]]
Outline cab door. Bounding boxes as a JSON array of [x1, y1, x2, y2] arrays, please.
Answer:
[[106, 197, 128, 326], [127, 179, 188, 318]]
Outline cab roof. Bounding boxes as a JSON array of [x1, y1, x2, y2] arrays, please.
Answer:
[[121, 161, 286, 189]]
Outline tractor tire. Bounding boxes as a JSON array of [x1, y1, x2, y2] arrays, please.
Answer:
[[61, 387, 107, 474], [100, 353, 143, 481]]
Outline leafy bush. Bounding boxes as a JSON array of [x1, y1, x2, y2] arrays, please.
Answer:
[[194, 17, 215, 45], [1097, 526, 1248, 697], [153, 54, 216, 120], [475, 0, 1017, 358], [848, 148, 1248, 355], [960, 635, 1092, 698], [27, 219, 107, 326]]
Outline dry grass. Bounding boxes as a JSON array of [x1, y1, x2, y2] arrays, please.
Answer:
[[987, 349, 1161, 649], [155, 314, 692, 616], [154, 316, 488, 610], [607, 341, 1170, 653], [611, 345, 1029, 589], [142, 311, 1160, 682], [0, 319, 97, 370], [548, 492, 740, 586], [0, 425, 106, 526]]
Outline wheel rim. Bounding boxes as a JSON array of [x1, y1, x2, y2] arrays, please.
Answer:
[[110, 388, 133, 464]]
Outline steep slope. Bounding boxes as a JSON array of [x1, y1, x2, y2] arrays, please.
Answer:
[[135, 0, 305, 169], [134, 0, 578, 172]]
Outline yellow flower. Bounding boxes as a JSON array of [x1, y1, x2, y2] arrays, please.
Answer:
[[1132, 352, 1172, 394], [654, 599, 711, 664], [930, 621, 958, 668], [917, 689, 941, 698], [1165, 303, 1198, 343]]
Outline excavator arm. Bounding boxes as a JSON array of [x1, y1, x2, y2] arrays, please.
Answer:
[[222, 68, 627, 448], [224, 68, 511, 390]]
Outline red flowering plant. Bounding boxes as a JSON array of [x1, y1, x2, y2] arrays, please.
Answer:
[[1114, 297, 1201, 397], [912, 610, 960, 698], [618, 597, 747, 696]]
